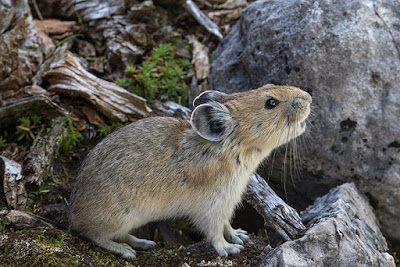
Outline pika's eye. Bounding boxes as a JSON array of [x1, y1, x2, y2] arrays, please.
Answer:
[[265, 97, 279, 109]]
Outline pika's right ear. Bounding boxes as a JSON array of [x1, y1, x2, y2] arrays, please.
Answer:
[[193, 91, 227, 107], [190, 102, 232, 142]]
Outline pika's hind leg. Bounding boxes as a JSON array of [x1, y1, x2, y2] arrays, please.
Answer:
[[89, 236, 137, 260], [224, 223, 249, 245], [122, 234, 156, 250]]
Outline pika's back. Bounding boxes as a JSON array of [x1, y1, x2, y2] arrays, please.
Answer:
[[69, 117, 191, 213]]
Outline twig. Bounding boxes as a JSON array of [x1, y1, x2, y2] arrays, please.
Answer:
[[183, 0, 223, 40]]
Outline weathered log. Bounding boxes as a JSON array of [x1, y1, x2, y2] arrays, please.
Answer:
[[0, 156, 27, 211], [0, 94, 68, 127], [244, 173, 306, 241], [151, 100, 192, 120], [45, 52, 152, 122], [183, 0, 223, 40], [24, 117, 65, 185], [3, 210, 55, 229], [72, 0, 149, 79], [187, 35, 210, 81], [0, 0, 43, 91]]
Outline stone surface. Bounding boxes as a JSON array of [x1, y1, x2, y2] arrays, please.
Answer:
[[259, 183, 395, 267], [211, 0, 400, 246]]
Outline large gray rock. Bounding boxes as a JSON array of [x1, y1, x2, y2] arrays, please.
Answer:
[[259, 183, 395, 267], [211, 0, 400, 246]]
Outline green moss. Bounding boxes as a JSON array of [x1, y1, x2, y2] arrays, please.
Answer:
[[0, 229, 138, 266]]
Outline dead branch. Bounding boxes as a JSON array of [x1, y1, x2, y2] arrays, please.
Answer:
[[183, 0, 223, 40], [187, 35, 210, 81], [244, 173, 306, 241], [151, 100, 192, 120], [24, 117, 65, 185], [0, 156, 27, 211], [45, 52, 152, 122], [0, 94, 68, 128]]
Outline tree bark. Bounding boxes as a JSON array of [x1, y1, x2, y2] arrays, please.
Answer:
[[45, 52, 152, 122], [24, 117, 65, 185], [244, 173, 306, 241]]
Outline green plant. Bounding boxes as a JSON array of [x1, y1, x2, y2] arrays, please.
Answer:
[[97, 124, 111, 137], [0, 136, 6, 149], [16, 115, 42, 145], [97, 122, 124, 137], [59, 115, 84, 154], [116, 42, 191, 106]]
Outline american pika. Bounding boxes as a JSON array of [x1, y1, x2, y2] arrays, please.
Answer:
[[69, 84, 312, 259]]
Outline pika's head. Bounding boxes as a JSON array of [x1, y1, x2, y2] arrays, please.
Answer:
[[190, 84, 312, 150]]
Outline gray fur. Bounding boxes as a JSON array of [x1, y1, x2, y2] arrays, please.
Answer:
[[193, 90, 227, 107], [190, 102, 233, 142]]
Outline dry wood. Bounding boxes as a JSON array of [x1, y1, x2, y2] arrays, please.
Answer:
[[24, 117, 65, 185], [244, 173, 306, 241], [151, 100, 192, 120], [0, 0, 43, 91], [45, 52, 152, 122], [4, 210, 55, 229], [0, 156, 27, 211], [0, 94, 68, 127], [188, 35, 210, 81], [183, 0, 223, 40]]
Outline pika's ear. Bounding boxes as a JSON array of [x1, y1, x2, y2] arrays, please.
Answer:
[[193, 90, 227, 107], [190, 102, 233, 142]]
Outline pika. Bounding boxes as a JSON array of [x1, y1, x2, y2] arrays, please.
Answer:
[[69, 84, 312, 260]]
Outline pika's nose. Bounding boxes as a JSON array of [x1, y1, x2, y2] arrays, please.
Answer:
[[291, 94, 311, 110], [303, 92, 312, 103]]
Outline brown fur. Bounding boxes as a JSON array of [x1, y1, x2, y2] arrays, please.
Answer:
[[69, 84, 312, 259]]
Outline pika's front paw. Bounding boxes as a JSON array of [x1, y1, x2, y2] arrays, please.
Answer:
[[226, 228, 250, 245], [125, 235, 156, 250], [119, 243, 137, 260], [213, 241, 244, 257]]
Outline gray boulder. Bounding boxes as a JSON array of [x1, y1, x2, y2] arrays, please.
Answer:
[[259, 183, 395, 267], [211, 0, 400, 246]]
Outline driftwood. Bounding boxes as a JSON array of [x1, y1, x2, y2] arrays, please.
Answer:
[[0, 0, 43, 91], [188, 35, 210, 81], [24, 117, 65, 185], [0, 94, 68, 127], [0, 156, 27, 211], [244, 173, 306, 241], [3, 210, 55, 229], [183, 0, 223, 40], [151, 100, 192, 120], [45, 52, 152, 122]]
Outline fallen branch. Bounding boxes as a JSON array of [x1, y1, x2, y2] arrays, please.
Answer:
[[3, 210, 55, 229], [151, 100, 192, 120], [46, 52, 152, 122], [0, 94, 68, 127], [183, 0, 223, 40], [0, 156, 27, 211], [24, 117, 65, 185], [244, 173, 306, 241]]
